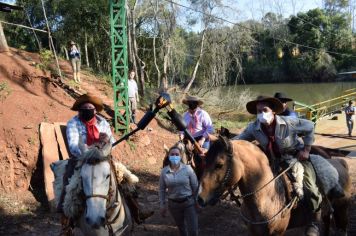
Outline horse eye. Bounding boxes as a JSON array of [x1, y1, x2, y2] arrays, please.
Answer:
[[105, 175, 110, 180], [215, 163, 223, 169]]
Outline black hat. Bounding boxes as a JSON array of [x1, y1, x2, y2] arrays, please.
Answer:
[[274, 92, 293, 103], [246, 95, 284, 115]]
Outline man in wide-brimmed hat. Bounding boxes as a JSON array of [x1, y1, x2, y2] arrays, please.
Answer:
[[68, 40, 81, 83], [181, 95, 214, 150], [58, 93, 153, 226], [273, 92, 298, 118], [233, 95, 334, 236]]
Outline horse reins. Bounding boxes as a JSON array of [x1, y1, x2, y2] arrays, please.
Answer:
[[217, 152, 298, 225]]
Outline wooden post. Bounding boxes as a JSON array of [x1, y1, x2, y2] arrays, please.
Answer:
[[0, 22, 9, 52]]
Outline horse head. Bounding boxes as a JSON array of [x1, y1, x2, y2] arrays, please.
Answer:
[[80, 142, 114, 228], [198, 135, 239, 207]]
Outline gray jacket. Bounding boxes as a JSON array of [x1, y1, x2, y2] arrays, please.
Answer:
[[232, 115, 314, 156]]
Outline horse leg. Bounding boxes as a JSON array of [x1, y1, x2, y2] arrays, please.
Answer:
[[332, 197, 349, 233]]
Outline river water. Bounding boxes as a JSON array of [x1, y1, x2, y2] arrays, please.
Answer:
[[213, 81, 356, 105]]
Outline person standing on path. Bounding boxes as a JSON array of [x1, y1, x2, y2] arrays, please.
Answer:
[[68, 41, 81, 83], [128, 70, 139, 123], [159, 145, 199, 236], [345, 100, 355, 136]]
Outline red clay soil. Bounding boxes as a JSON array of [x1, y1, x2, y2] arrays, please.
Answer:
[[0, 48, 355, 236]]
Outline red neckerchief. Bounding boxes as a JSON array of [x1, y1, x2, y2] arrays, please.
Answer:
[[188, 109, 199, 135], [81, 116, 99, 146], [261, 117, 281, 159]]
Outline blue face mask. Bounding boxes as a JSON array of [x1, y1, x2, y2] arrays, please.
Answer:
[[169, 155, 181, 165]]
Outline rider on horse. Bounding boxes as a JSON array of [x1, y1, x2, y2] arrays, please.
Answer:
[[57, 93, 153, 230], [232, 95, 344, 236]]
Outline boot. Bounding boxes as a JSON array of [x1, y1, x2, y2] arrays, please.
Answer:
[[305, 209, 321, 236], [76, 73, 81, 83]]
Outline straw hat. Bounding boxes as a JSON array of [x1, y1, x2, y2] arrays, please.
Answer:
[[182, 95, 203, 105], [246, 95, 283, 115], [274, 92, 293, 103], [71, 93, 104, 112]]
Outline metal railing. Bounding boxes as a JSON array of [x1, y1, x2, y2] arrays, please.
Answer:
[[294, 91, 356, 123]]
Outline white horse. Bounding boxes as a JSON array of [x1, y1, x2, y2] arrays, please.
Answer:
[[76, 143, 132, 236]]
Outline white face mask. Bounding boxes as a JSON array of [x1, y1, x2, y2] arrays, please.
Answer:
[[257, 111, 274, 124]]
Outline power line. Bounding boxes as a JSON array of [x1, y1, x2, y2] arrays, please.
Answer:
[[163, 0, 356, 58]]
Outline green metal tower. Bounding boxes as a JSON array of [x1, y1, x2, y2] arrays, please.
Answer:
[[110, 0, 130, 133]]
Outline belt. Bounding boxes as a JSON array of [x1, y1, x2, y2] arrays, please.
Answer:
[[169, 195, 192, 203]]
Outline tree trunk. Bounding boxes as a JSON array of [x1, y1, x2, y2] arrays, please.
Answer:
[[183, 30, 206, 93], [153, 0, 161, 86], [163, 39, 171, 74], [0, 23, 9, 53], [84, 31, 90, 67], [63, 46, 69, 60]]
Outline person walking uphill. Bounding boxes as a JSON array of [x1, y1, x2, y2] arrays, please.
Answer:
[[159, 145, 199, 236], [345, 100, 355, 136], [128, 70, 140, 123], [68, 41, 81, 83]]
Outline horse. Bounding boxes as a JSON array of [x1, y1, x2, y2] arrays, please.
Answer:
[[74, 143, 132, 236], [197, 136, 351, 236]]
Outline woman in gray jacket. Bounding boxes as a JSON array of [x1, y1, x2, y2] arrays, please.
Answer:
[[159, 145, 199, 236]]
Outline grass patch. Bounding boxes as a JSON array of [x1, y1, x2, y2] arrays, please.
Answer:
[[0, 82, 12, 101]]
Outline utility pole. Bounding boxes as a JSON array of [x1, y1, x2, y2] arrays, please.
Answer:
[[110, 0, 130, 133]]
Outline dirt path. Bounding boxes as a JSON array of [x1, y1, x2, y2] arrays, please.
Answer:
[[1, 50, 356, 236]]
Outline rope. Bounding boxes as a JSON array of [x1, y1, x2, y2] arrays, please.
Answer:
[[234, 160, 296, 200], [239, 197, 298, 225]]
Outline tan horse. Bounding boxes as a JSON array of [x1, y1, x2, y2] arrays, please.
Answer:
[[198, 136, 351, 236]]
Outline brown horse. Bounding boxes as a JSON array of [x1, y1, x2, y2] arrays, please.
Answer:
[[197, 136, 351, 236]]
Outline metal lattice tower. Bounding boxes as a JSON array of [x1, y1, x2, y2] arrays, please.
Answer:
[[110, 0, 130, 133]]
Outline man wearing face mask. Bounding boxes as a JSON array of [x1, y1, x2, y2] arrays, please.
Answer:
[[58, 93, 153, 225], [181, 95, 214, 150], [232, 95, 331, 236]]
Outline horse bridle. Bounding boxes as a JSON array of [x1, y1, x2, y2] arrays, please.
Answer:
[[83, 158, 128, 235], [211, 148, 298, 225]]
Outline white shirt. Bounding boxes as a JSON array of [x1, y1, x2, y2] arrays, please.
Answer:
[[128, 79, 138, 98]]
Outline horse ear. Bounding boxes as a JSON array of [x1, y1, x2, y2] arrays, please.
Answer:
[[218, 135, 233, 154], [208, 133, 218, 142], [101, 142, 112, 157], [78, 136, 88, 155]]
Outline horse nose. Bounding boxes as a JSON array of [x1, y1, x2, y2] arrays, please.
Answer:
[[197, 196, 206, 207]]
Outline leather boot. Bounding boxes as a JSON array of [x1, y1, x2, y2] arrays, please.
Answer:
[[305, 209, 321, 236]]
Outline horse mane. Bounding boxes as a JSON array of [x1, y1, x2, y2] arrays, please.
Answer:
[[81, 142, 112, 165], [205, 135, 234, 167]]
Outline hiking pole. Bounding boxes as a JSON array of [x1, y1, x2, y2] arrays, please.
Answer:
[[112, 92, 172, 147]]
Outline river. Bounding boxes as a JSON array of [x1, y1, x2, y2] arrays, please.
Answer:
[[212, 81, 356, 105]]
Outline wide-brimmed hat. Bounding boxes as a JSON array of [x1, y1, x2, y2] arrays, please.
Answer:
[[274, 92, 293, 103], [71, 93, 104, 112], [246, 95, 284, 115], [69, 41, 76, 45], [182, 95, 203, 105]]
